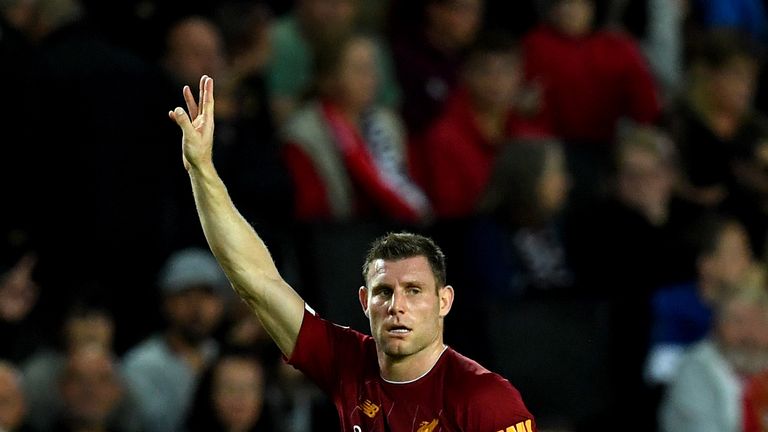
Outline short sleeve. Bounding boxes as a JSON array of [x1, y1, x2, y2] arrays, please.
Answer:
[[287, 306, 369, 396], [461, 374, 537, 431]]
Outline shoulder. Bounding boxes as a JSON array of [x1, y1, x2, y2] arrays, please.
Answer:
[[121, 335, 170, 370], [522, 25, 554, 47], [676, 340, 722, 376], [593, 29, 641, 48], [592, 30, 647, 62], [296, 306, 373, 354], [445, 353, 536, 431], [444, 349, 532, 413], [282, 102, 329, 146]]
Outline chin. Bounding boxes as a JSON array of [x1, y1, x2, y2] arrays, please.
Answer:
[[382, 342, 415, 359]]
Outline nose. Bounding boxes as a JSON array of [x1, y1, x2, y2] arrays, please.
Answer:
[[388, 289, 406, 315]]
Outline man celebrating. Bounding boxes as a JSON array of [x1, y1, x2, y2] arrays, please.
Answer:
[[168, 75, 535, 431]]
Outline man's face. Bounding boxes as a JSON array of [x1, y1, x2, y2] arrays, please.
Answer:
[[333, 37, 379, 113], [617, 148, 673, 215], [550, 0, 594, 37], [60, 348, 123, 426], [707, 57, 758, 116], [428, 0, 483, 51], [464, 51, 521, 113], [165, 18, 225, 85], [300, 0, 358, 41], [164, 286, 224, 345], [213, 358, 265, 430], [359, 256, 453, 359]]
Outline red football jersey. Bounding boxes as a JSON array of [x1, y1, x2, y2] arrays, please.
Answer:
[[287, 306, 537, 432]]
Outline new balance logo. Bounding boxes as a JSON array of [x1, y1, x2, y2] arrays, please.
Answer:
[[359, 400, 380, 418]]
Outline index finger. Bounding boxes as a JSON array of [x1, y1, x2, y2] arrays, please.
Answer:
[[183, 85, 198, 119]]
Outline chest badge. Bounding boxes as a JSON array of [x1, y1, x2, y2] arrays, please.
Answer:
[[359, 400, 380, 418]]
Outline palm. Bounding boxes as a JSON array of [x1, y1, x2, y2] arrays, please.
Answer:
[[169, 75, 215, 171]]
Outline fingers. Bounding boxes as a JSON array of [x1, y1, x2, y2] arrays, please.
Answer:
[[204, 76, 214, 120], [199, 75, 206, 116], [168, 75, 212, 129], [183, 85, 198, 119], [169, 107, 194, 134]]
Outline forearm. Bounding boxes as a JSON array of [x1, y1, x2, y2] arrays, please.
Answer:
[[188, 163, 304, 355]]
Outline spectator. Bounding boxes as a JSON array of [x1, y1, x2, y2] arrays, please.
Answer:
[[281, 33, 430, 223], [267, 0, 399, 125], [646, 215, 759, 386], [162, 15, 226, 88], [21, 303, 137, 432], [186, 352, 274, 432], [264, 361, 338, 432], [667, 30, 768, 255], [572, 125, 700, 297], [161, 11, 294, 259], [523, 0, 660, 203], [0, 361, 30, 432], [468, 138, 573, 298], [387, 0, 484, 136], [122, 248, 228, 432], [563, 125, 707, 427], [419, 31, 550, 219], [659, 287, 768, 432], [52, 346, 126, 432]]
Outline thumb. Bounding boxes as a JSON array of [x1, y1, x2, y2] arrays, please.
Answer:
[[169, 107, 194, 134]]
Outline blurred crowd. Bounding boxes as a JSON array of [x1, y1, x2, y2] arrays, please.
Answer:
[[3, 0, 768, 431]]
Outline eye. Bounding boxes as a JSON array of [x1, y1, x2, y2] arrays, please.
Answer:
[[374, 287, 393, 298], [406, 286, 422, 295]]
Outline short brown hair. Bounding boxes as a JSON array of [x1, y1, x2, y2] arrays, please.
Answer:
[[362, 232, 447, 288]]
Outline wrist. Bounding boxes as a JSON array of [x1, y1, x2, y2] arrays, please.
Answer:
[[188, 161, 218, 181]]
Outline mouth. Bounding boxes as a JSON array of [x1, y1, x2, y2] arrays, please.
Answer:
[[386, 324, 412, 337]]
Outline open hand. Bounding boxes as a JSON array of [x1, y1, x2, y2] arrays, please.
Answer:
[[168, 75, 215, 171]]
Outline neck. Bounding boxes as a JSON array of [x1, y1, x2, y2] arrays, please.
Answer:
[[472, 106, 506, 143], [708, 111, 741, 139], [165, 331, 207, 373], [692, 93, 742, 139], [378, 340, 447, 382], [326, 99, 363, 126]]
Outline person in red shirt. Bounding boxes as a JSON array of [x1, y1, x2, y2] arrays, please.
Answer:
[[523, 0, 660, 147], [419, 32, 549, 219], [168, 76, 537, 431]]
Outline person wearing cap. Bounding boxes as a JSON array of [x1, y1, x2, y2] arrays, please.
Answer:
[[121, 248, 228, 432]]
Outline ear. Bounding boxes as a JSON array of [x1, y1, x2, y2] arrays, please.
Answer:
[[438, 285, 454, 318], [359, 286, 370, 318]]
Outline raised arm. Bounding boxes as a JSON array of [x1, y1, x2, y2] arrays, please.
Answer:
[[168, 75, 304, 357]]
